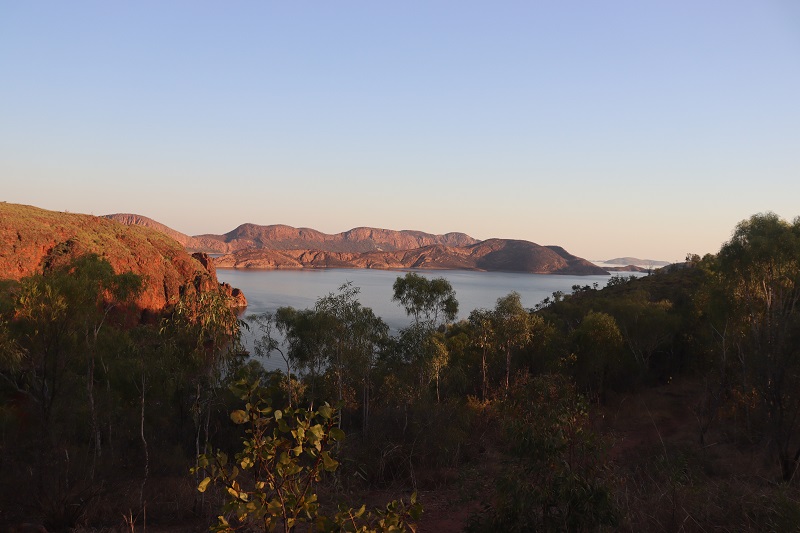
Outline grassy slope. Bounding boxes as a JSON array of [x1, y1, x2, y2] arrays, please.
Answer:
[[0, 202, 216, 311]]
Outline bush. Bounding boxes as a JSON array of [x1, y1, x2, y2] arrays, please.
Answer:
[[194, 378, 422, 532], [468, 373, 618, 532]]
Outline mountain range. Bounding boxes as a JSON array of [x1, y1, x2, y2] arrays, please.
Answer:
[[105, 213, 608, 275]]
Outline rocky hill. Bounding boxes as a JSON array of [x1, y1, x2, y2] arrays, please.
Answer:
[[103, 215, 480, 255], [216, 238, 607, 275], [104, 213, 196, 248], [192, 223, 480, 254], [105, 213, 606, 275], [2, 203, 245, 313]]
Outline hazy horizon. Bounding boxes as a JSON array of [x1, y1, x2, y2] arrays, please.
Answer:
[[2, 2, 799, 263]]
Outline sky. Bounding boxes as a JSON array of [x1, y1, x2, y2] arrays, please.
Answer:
[[1, 1, 799, 262]]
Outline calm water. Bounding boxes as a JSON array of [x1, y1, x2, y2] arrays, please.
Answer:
[[217, 268, 643, 371]]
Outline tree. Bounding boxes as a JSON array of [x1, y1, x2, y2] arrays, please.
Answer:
[[427, 333, 449, 403], [468, 309, 495, 401], [315, 283, 388, 433], [392, 273, 458, 329], [162, 288, 245, 497], [570, 311, 624, 403], [9, 256, 141, 461], [1, 254, 145, 524], [392, 273, 458, 393], [251, 284, 388, 433], [492, 292, 539, 390], [610, 291, 677, 379], [717, 212, 800, 480], [250, 308, 304, 407]]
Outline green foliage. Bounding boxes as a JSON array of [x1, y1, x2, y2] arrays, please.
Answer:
[[7, 254, 143, 421], [165, 289, 244, 369], [469, 373, 618, 532], [194, 379, 422, 532], [250, 283, 389, 430], [467, 309, 495, 400], [716, 212, 800, 480], [0, 254, 157, 527], [492, 292, 540, 389], [569, 311, 627, 401], [392, 272, 458, 328]]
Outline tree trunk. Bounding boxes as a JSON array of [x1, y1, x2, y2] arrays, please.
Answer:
[[505, 347, 511, 390], [140, 373, 149, 516], [87, 346, 99, 480], [481, 349, 487, 401]]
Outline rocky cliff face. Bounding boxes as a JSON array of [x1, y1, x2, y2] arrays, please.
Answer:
[[1, 203, 246, 313]]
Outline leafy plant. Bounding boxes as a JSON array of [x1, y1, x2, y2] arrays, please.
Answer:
[[194, 379, 422, 532]]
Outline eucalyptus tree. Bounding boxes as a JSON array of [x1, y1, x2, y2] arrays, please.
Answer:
[[717, 212, 800, 480], [281, 307, 332, 406], [425, 332, 449, 403], [11, 257, 140, 438], [249, 307, 306, 407], [251, 284, 388, 432], [164, 287, 245, 491], [392, 273, 458, 393], [570, 311, 623, 403], [492, 292, 540, 390], [315, 282, 388, 432], [468, 308, 495, 401], [392, 272, 458, 329]]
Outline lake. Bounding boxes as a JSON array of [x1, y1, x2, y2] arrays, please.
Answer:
[[217, 268, 643, 371]]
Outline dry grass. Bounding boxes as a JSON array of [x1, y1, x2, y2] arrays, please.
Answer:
[[598, 378, 800, 532]]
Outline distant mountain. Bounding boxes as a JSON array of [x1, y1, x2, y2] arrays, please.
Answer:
[[193, 223, 480, 254], [604, 265, 651, 273], [106, 214, 607, 275], [216, 238, 607, 275], [104, 216, 480, 255], [602, 257, 671, 267]]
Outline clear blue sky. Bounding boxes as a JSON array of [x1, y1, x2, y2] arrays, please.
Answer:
[[2, 1, 799, 262]]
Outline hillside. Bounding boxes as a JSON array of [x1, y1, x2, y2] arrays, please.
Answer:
[[103, 215, 481, 255], [2, 203, 245, 312], [104, 213, 197, 248], [107, 214, 607, 275], [216, 238, 607, 274], [193, 223, 480, 254]]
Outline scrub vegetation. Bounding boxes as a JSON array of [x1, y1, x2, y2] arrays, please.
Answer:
[[2, 212, 800, 531]]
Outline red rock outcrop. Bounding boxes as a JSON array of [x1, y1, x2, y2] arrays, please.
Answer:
[[1, 203, 246, 313]]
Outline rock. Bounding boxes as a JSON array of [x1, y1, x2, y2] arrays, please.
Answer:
[[0, 203, 246, 315], [103, 213, 607, 275], [220, 282, 248, 308]]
